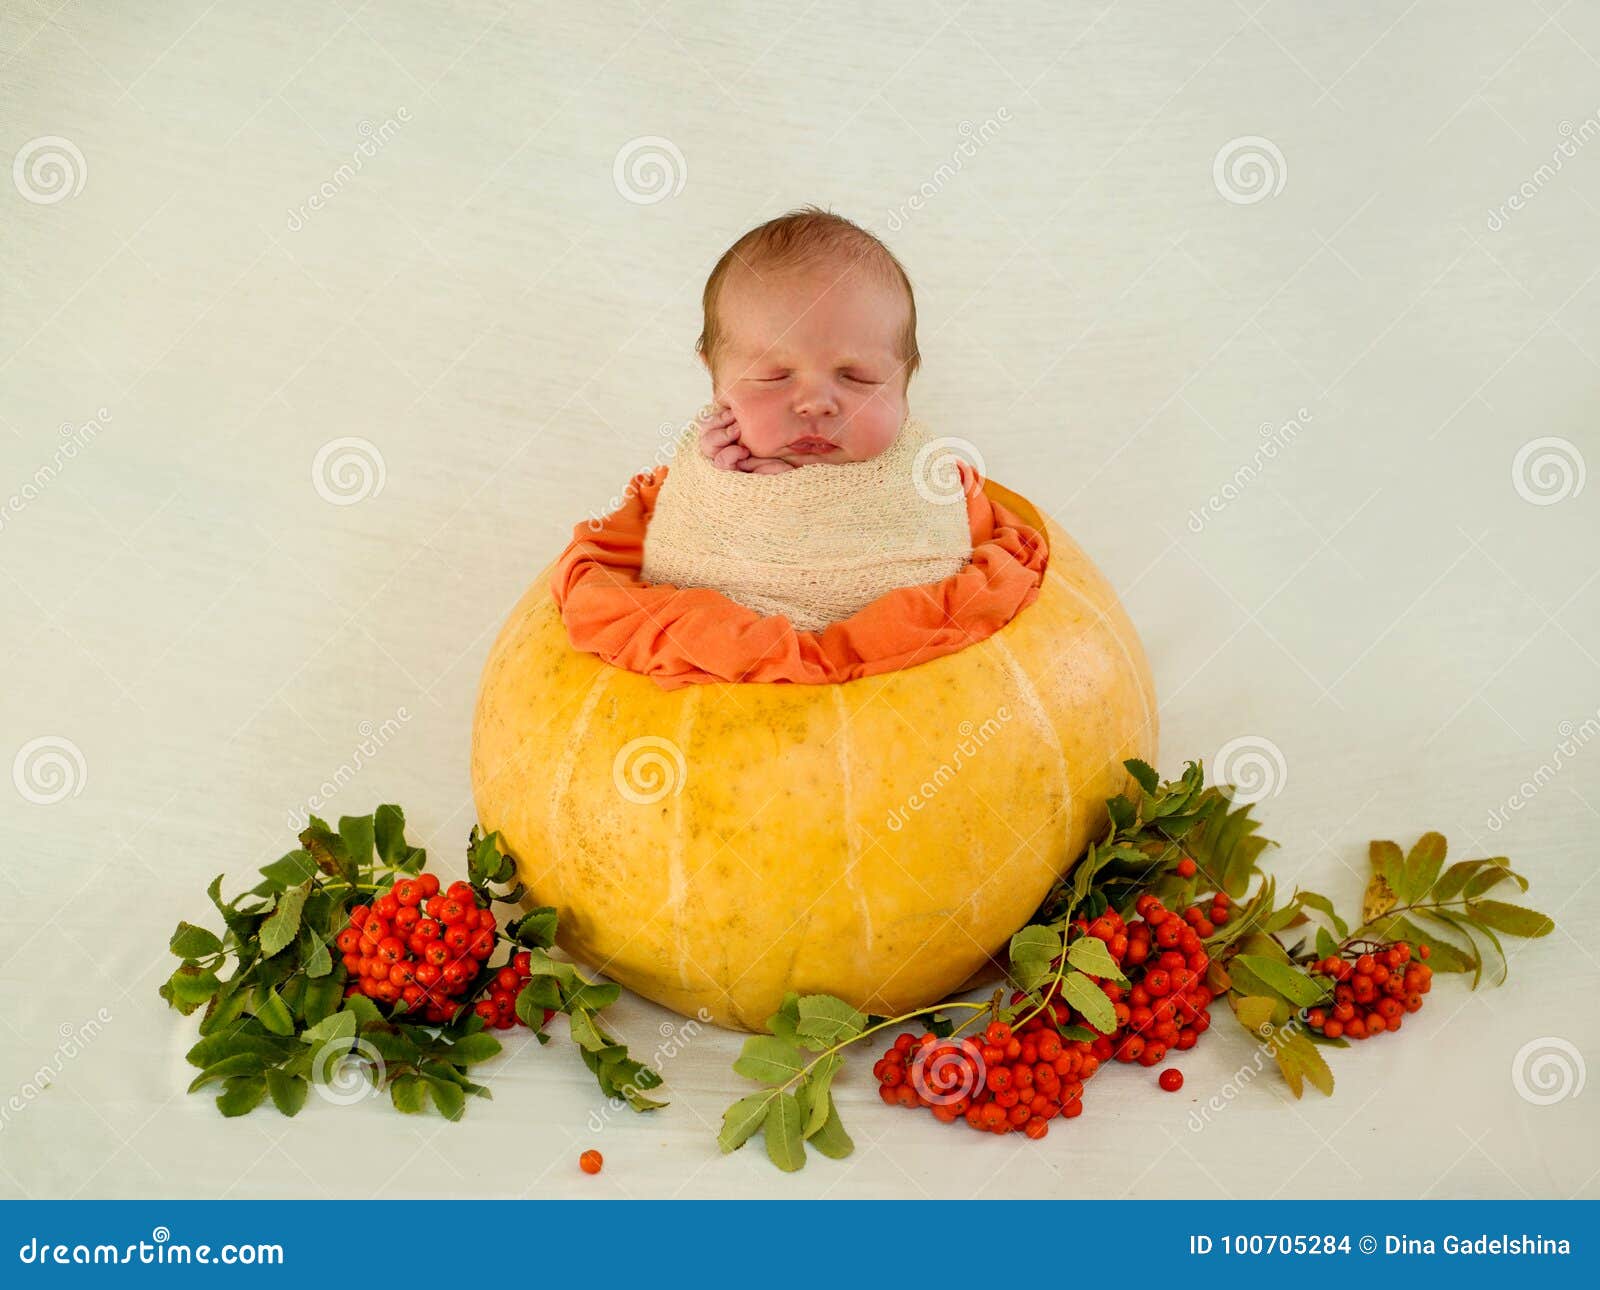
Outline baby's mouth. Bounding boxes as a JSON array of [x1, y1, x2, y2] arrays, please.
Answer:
[[787, 437, 839, 454]]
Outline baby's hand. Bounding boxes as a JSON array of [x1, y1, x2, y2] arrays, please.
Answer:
[[695, 403, 796, 475]]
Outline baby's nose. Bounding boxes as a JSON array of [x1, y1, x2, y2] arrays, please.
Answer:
[[792, 379, 839, 416]]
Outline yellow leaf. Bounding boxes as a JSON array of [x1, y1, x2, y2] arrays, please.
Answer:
[[1362, 872, 1397, 924]]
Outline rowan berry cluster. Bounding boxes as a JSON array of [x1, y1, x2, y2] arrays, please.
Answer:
[[336, 875, 552, 1029], [1088, 890, 1222, 1069], [873, 1019, 1100, 1140], [1304, 940, 1432, 1040]]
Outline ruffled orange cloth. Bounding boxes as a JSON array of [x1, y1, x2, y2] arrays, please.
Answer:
[[551, 461, 1049, 690]]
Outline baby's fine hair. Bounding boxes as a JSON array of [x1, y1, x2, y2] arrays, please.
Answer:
[[695, 205, 919, 386]]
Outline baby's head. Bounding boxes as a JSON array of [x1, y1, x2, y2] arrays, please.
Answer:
[[696, 207, 918, 467]]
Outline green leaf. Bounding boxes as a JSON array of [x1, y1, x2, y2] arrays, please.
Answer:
[[795, 995, 866, 1047], [566, 1008, 609, 1053], [808, 1103, 854, 1159], [1061, 970, 1116, 1036], [265, 1069, 308, 1117], [508, 907, 558, 949], [301, 1010, 357, 1049], [258, 880, 311, 959], [565, 983, 621, 1012], [1465, 900, 1553, 939], [445, 1033, 503, 1065], [254, 987, 295, 1036], [1314, 926, 1339, 959], [1462, 861, 1528, 900], [719, 1092, 774, 1153], [1294, 890, 1348, 938], [1400, 832, 1447, 903], [517, 976, 563, 1017], [1231, 955, 1329, 1007], [258, 849, 319, 890], [763, 1093, 806, 1172], [426, 1076, 466, 1121], [373, 805, 407, 866], [339, 814, 376, 877], [797, 1053, 840, 1136], [1370, 839, 1404, 891], [188, 1053, 269, 1092], [390, 1075, 429, 1114], [1010, 924, 1063, 965], [341, 994, 383, 1027], [169, 921, 223, 959], [1124, 758, 1160, 795], [733, 1035, 807, 1085], [185, 1030, 291, 1069], [167, 965, 222, 1006], [1066, 935, 1127, 982], [215, 1075, 267, 1117]]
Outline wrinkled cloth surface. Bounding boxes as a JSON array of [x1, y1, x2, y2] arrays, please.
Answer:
[[551, 456, 1050, 689]]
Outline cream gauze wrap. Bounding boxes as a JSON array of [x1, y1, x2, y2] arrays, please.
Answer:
[[639, 416, 975, 631]]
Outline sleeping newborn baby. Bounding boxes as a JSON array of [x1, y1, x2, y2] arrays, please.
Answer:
[[639, 207, 974, 631]]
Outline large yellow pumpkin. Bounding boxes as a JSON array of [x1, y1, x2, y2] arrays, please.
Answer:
[[471, 481, 1157, 1031]]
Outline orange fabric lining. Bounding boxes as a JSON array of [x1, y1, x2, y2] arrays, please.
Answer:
[[550, 461, 1049, 690]]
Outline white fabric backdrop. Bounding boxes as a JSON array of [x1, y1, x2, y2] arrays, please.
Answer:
[[1, 0, 1596, 1199]]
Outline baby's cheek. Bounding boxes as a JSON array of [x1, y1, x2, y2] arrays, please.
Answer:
[[727, 395, 790, 457]]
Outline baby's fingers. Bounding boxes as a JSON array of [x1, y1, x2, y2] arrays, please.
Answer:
[[739, 456, 795, 475], [699, 422, 740, 452], [711, 441, 750, 471]]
